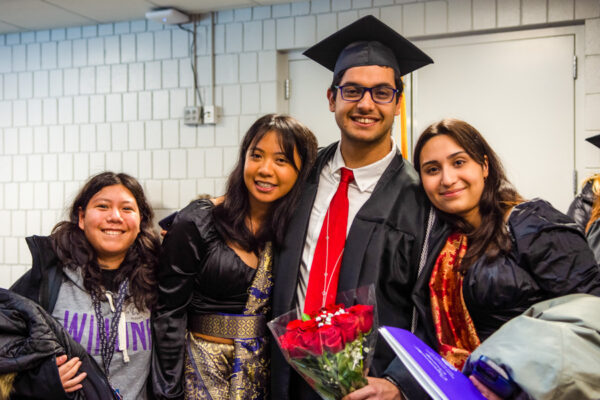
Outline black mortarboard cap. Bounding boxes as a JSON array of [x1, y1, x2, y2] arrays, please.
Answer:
[[586, 134, 600, 149], [303, 15, 433, 77]]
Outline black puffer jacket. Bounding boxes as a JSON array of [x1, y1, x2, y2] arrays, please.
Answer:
[[0, 288, 117, 400], [567, 180, 595, 231], [414, 199, 600, 345], [392, 199, 600, 399]]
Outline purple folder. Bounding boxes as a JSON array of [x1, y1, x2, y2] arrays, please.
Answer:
[[379, 327, 486, 400]]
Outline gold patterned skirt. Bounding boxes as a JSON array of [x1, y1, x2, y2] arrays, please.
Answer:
[[184, 331, 269, 400], [184, 243, 272, 400]]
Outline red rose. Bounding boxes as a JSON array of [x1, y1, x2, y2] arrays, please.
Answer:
[[332, 312, 359, 343], [286, 319, 305, 331], [348, 305, 374, 333], [286, 318, 318, 333], [323, 303, 345, 314], [299, 330, 323, 356], [318, 325, 343, 353], [279, 330, 304, 358], [300, 319, 318, 332]]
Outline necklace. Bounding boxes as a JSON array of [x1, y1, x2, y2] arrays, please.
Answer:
[[91, 278, 128, 399], [321, 210, 345, 308]]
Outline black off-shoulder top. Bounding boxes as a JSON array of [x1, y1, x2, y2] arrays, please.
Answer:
[[152, 199, 258, 398], [158, 198, 257, 315]]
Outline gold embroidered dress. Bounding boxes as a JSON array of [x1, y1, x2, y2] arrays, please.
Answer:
[[184, 243, 273, 400], [153, 199, 274, 400]]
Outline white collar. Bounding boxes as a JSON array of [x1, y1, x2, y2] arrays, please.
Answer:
[[329, 137, 399, 192]]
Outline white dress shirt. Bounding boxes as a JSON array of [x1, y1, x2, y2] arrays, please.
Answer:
[[295, 138, 398, 310]]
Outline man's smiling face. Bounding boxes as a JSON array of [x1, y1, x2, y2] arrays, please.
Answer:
[[327, 65, 401, 148]]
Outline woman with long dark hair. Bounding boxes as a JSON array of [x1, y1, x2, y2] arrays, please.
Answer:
[[11, 171, 160, 399], [411, 118, 600, 375], [152, 114, 318, 400]]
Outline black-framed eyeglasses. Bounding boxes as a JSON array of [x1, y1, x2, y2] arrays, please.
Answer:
[[335, 85, 399, 104]]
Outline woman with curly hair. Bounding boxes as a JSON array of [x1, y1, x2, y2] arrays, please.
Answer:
[[152, 114, 318, 400], [11, 171, 160, 399]]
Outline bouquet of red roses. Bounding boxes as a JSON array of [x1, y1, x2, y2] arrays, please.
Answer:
[[268, 287, 377, 400]]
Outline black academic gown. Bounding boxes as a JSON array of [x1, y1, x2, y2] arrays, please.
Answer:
[[271, 142, 447, 400]]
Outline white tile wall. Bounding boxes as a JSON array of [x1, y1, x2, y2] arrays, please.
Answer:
[[425, 1, 448, 34], [586, 93, 600, 129], [473, 0, 496, 30], [68, 67, 84, 95], [497, 0, 520, 27], [240, 53, 258, 83], [276, 18, 295, 49], [244, 21, 263, 51], [227, 23, 244, 53], [576, 0, 600, 19], [338, 10, 359, 27], [80, 124, 95, 151], [97, 123, 111, 151], [586, 17, 600, 54], [587, 55, 600, 93], [1, 1, 600, 285], [293, 1, 311, 15], [162, 179, 179, 208], [19, 128, 33, 154], [549, 0, 575, 22], [263, 20, 276, 49], [34, 71, 48, 98], [403, 2, 425, 36], [522, 0, 548, 25], [295, 15, 317, 47], [315, 13, 337, 40]]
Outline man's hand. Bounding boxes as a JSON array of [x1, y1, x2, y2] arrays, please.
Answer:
[[341, 377, 403, 400], [56, 355, 87, 393], [469, 376, 502, 400]]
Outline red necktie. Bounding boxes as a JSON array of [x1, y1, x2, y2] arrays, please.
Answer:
[[304, 168, 354, 315]]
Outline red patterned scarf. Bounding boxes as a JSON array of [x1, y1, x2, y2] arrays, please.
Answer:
[[429, 232, 480, 370]]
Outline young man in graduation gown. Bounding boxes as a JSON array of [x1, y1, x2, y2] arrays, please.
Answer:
[[271, 15, 445, 400]]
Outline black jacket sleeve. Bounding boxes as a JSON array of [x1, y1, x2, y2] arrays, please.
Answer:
[[511, 200, 600, 296], [152, 208, 208, 400], [10, 235, 62, 313], [567, 181, 595, 232]]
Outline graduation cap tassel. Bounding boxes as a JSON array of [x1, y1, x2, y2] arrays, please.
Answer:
[[400, 77, 408, 159]]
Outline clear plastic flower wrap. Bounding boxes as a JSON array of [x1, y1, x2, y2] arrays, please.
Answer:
[[268, 286, 378, 400]]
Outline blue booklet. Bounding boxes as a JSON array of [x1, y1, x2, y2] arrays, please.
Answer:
[[379, 327, 486, 400]]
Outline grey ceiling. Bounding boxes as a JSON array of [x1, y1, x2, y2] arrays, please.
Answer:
[[0, 0, 300, 34]]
